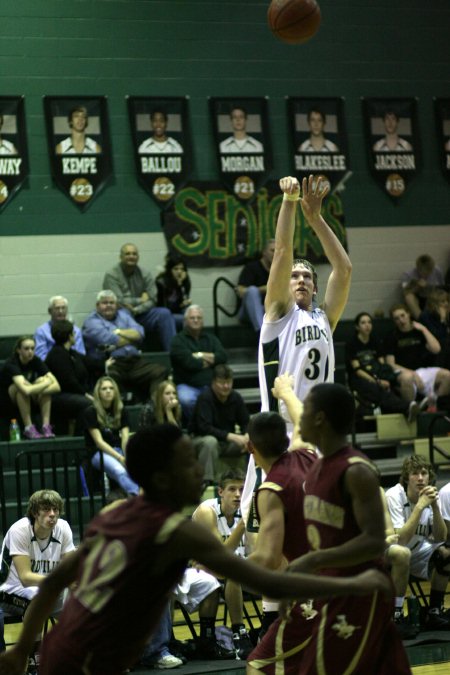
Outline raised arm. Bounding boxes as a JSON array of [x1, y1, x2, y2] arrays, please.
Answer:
[[264, 176, 300, 320], [299, 176, 352, 332]]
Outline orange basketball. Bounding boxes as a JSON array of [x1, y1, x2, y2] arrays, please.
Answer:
[[267, 0, 321, 45]]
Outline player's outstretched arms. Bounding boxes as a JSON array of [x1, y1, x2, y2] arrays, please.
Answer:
[[173, 520, 389, 603]]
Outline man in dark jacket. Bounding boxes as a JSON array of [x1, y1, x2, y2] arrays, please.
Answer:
[[189, 364, 249, 485]]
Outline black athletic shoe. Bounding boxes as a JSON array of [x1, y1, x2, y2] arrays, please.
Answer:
[[426, 607, 450, 631], [193, 637, 236, 660], [233, 629, 254, 659], [393, 613, 419, 640]]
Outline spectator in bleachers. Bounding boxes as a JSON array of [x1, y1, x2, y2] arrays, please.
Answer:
[[0, 490, 75, 657], [83, 376, 139, 496], [236, 240, 275, 332], [45, 320, 94, 434], [346, 311, 421, 423], [34, 295, 85, 361], [82, 290, 168, 403], [401, 254, 444, 319], [139, 379, 182, 428], [189, 364, 249, 485], [384, 303, 450, 410], [418, 288, 450, 370], [385, 455, 450, 630], [0, 336, 60, 439], [103, 243, 176, 350], [156, 255, 192, 330], [170, 305, 228, 421]]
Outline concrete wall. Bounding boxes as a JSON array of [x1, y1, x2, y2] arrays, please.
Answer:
[[0, 0, 449, 336]]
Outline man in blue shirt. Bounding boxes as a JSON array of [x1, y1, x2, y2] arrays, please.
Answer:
[[34, 296, 85, 361], [82, 290, 167, 401]]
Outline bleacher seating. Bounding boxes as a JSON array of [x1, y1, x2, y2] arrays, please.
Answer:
[[1, 314, 448, 542]]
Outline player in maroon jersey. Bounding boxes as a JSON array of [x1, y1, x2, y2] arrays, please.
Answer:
[[247, 383, 412, 675], [246, 408, 317, 636], [0, 424, 392, 675]]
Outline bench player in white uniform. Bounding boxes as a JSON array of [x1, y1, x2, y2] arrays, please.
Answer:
[[192, 470, 253, 659], [386, 455, 450, 630], [243, 174, 352, 630]]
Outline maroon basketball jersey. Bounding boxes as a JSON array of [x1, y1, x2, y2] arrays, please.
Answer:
[[256, 448, 317, 562], [40, 497, 187, 675], [303, 445, 382, 575]]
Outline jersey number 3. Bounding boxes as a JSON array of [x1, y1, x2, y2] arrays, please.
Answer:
[[304, 348, 321, 380]]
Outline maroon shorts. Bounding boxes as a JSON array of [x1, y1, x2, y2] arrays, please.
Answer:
[[248, 592, 411, 674]]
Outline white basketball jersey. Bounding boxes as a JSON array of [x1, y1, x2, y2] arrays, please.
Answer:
[[258, 304, 334, 421], [242, 305, 334, 526]]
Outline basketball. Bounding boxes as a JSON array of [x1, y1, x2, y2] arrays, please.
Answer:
[[267, 0, 321, 45]]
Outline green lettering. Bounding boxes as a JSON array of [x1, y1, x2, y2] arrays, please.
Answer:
[[207, 190, 228, 258], [172, 187, 208, 254]]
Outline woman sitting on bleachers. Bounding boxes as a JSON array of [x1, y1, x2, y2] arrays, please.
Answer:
[[156, 255, 192, 330], [346, 312, 420, 423], [139, 379, 182, 428], [0, 335, 60, 439], [83, 376, 139, 495]]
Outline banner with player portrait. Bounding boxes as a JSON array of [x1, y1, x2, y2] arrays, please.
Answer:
[[287, 97, 350, 193], [161, 181, 347, 268], [434, 98, 450, 186], [128, 96, 191, 208], [210, 97, 272, 203], [0, 96, 29, 211], [43, 96, 112, 211], [362, 98, 420, 201]]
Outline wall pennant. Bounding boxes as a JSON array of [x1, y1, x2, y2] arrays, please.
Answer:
[[210, 97, 272, 203], [128, 96, 191, 208], [362, 97, 420, 201], [434, 98, 450, 187], [0, 96, 29, 211], [43, 96, 113, 211], [287, 97, 350, 194]]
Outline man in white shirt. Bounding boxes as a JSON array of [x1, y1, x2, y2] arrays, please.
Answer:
[[0, 115, 18, 155], [55, 106, 101, 155], [138, 109, 183, 154], [219, 107, 263, 154], [385, 455, 450, 630], [0, 490, 75, 651], [298, 108, 339, 152]]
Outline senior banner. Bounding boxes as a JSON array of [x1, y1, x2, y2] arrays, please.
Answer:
[[43, 96, 113, 211], [128, 96, 191, 208], [287, 97, 350, 194], [434, 98, 450, 186], [161, 181, 347, 268], [0, 96, 29, 211], [362, 97, 420, 201], [210, 97, 272, 203]]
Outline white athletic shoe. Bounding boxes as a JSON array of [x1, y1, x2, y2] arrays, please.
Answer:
[[154, 653, 184, 669]]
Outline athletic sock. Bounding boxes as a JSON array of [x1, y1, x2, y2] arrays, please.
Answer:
[[232, 623, 246, 636], [430, 589, 444, 611], [199, 617, 215, 639]]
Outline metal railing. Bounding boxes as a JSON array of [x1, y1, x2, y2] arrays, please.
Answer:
[[13, 447, 109, 540], [212, 276, 240, 336]]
